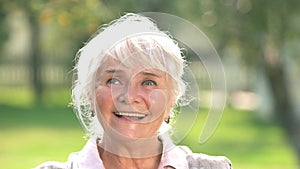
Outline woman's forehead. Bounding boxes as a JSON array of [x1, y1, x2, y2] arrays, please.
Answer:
[[98, 57, 171, 78], [100, 56, 163, 71]]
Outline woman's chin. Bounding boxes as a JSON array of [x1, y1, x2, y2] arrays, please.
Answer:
[[105, 126, 156, 141]]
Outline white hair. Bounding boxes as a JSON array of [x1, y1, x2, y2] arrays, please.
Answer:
[[72, 13, 187, 139]]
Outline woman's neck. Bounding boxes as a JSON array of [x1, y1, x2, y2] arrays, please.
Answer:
[[97, 135, 163, 169]]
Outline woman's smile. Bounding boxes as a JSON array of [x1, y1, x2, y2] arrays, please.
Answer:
[[113, 111, 149, 120]]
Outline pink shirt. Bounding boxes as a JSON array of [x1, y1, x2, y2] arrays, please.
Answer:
[[68, 137, 190, 169], [34, 135, 231, 169]]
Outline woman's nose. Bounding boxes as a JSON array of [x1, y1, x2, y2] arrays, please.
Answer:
[[116, 84, 142, 105]]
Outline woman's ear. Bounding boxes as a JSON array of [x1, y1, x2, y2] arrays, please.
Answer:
[[89, 92, 96, 116], [164, 96, 177, 123], [164, 116, 170, 123]]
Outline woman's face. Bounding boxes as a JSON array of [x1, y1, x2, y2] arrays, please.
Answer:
[[95, 57, 175, 139]]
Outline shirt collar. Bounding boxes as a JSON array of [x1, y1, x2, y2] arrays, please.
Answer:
[[158, 134, 189, 169], [72, 135, 188, 169]]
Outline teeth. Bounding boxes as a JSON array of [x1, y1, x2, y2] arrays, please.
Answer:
[[114, 112, 146, 118]]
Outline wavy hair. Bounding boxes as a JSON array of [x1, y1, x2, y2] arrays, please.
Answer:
[[71, 13, 187, 139]]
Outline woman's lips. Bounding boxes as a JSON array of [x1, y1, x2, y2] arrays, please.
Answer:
[[113, 112, 148, 120]]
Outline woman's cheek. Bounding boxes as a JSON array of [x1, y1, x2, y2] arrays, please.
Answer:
[[96, 87, 112, 114], [148, 89, 168, 120]]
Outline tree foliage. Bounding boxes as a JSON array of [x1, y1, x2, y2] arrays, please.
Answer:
[[0, 0, 113, 102], [0, 0, 300, 166]]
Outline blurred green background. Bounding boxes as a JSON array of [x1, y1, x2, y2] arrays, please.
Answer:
[[0, 0, 299, 169]]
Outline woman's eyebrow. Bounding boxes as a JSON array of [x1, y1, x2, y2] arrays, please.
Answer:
[[141, 71, 162, 78], [104, 69, 123, 74], [98, 69, 124, 78]]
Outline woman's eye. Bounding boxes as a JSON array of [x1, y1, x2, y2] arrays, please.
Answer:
[[106, 78, 121, 85], [142, 80, 157, 86]]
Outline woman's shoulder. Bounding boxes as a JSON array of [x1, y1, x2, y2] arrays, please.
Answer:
[[33, 140, 101, 169], [177, 146, 232, 169], [33, 151, 80, 169], [33, 161, 71, 169]]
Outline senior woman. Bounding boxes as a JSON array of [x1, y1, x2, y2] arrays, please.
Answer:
[[35, 13, 232, 169]]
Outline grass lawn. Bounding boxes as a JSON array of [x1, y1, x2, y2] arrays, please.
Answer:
[[0, 106, 86, 169], [0, 87, 298, 169], [180, 108, 298, 169]]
